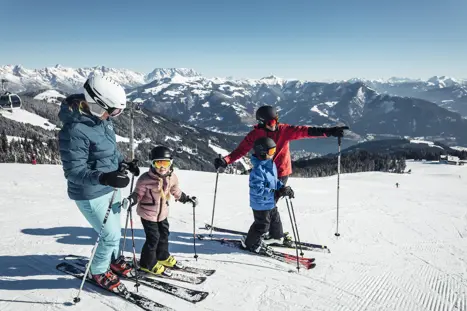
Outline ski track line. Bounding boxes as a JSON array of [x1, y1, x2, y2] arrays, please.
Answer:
[[419, 257, 466, 310], [356, 269, 392, 311], [390, 265, 440, 311], [329, 261, 467, 311], [396, 264, 464, 311]]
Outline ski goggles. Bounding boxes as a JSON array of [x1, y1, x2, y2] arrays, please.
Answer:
[[266, 117, 278, 127], [84, 81, 124, 118], [108, 108, 123, 117], [267, 147, 277, 156], [151, 159, 173, 169]]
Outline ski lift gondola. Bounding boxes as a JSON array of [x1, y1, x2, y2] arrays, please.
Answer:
[[0, 79, 22, 111]]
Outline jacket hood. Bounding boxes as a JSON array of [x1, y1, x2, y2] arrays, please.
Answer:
[[58, 94, 100, 126], [250, 154, 273, 168]]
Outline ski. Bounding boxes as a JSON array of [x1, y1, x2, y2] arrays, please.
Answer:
[[64, 255, 209, 303], [64, 254, 206, 285], [123, 256, 215, 276], [197, 235, 316, 270], [56, 262, 173, 311], [204, 223, 330, 253], [139, 268, 207, 285]]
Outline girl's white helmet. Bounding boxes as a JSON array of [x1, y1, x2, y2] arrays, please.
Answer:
[[83, 73, 127, 118]]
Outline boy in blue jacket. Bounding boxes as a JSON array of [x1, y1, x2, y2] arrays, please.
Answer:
[[241, 137, 295, 253]]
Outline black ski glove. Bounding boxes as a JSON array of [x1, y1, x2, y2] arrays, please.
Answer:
[[178, 192, 199, 207], [324, 126, 349, 138], [127, 192, 138, 207], [120, 159, 140, 176], [122, 192, 138, 209], [308, 127, 327, 137], [277, 186, 295, 199], [99, 170, 130, 188], [214, 157, 228, 170]]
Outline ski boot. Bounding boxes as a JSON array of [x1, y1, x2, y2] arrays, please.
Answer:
[[158, 255, 185, 269], [140, 262, 172, 277], [91, 269, 129, 295], [241, 236, 266, 254], [262, 233, 284, 246], [110, 255, 136, 277], [282, 232, 294, 247]]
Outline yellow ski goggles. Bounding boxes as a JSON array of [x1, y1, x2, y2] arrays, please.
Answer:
[[151, 159, 173, 169], [267, 147, 276, 156]]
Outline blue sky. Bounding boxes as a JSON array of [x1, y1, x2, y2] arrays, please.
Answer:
[[2, 0, 466, 80]]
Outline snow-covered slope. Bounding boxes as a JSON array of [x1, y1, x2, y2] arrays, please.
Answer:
[[0, 108, 57, 130], [1, 161, 466, 310], [33, 90, 66, 104]]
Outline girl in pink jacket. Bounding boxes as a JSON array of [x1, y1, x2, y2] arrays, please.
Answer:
[[127, 146, 198, 275]]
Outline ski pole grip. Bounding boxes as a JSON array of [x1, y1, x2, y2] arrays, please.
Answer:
[[119, 162, 129, 173]]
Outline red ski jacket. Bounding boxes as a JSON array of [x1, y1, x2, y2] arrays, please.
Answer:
[[224, 124, 326, 177]]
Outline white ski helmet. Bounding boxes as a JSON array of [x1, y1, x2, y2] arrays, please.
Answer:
[[83, 73, 127, 118]]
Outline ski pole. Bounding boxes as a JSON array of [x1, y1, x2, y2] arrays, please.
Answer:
[[288, 198, 304, 257], [335, 136, 342, 237], [121, 160, 137, 257], [192, 200, 198, 261], [121, 171, 135, 256], [209, 157, 221, 237], [74, 189, 118, 303], [121, 209, 130, 257], [128, 197, 140, 291], [126, 161, 141, 291], [285, 198, 300, 272]]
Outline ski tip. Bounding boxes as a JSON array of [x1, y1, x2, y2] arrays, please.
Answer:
[[199, 292, 210, 302]]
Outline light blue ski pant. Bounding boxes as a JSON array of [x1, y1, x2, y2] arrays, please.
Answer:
[[75, 190, 122, 275]]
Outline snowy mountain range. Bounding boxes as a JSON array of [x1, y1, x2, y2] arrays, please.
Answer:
[[351, 76, 467, 116], [0, 65, 201, 93], [126, 77, 467, 147], [3, 65, 467, 148]]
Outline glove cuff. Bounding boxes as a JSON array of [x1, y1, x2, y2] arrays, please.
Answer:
[[308, 127, 326, 137]]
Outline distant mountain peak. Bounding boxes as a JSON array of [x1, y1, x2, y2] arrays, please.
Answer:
[[146, 68, 201, 81], [0, 65, 203, 93]]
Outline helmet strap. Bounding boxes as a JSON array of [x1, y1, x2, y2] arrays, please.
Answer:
[[254, 153, 268, 161]]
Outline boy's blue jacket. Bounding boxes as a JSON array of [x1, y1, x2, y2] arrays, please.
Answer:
[[249, 155, 284, 211]]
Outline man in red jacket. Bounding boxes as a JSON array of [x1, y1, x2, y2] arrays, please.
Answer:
[[214, 105, 348, 186]]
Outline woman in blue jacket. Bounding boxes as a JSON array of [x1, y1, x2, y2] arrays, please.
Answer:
[[241, 137, 295, 253], [58, 74, 139, 293]]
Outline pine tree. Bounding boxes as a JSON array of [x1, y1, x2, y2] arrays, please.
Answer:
[[1, 130, 8, 154]]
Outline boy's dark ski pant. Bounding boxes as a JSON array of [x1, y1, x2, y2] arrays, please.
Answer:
[[244, 207, 284, 250], [244, 175, 289, 250], [139, 218, 170, 270]]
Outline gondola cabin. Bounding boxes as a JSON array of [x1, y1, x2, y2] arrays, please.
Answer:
[[0, 93, 22, 111]]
